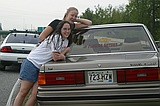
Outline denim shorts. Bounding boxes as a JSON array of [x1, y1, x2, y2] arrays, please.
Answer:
[[19, 59, 39, 82]]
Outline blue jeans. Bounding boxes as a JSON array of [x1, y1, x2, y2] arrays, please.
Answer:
[[19, 59, 39, 82]]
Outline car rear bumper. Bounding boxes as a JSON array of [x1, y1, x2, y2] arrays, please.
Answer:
[[37, 99, 160, 106], [37, 82, 160, 106], [0, 60, 19, 66], [0, 53, 27, 65]]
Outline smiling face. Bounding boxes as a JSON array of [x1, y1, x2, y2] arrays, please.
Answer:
[[64, 8, 78, 24], [61, 23, 71, 39]]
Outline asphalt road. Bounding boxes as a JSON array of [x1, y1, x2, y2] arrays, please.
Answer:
[[0, 65, 20, 106]]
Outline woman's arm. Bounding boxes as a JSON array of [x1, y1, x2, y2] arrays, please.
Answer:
[[39, 20, 62, 42], [61, 47, 71, 55], [39, 26, 53, 42], [74, 18, 92, 29]]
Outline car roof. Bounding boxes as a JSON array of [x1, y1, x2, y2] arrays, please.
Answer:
[[10, 33, 39, 35], [84, 23, 145, 29], [9, 29, 40, 34]]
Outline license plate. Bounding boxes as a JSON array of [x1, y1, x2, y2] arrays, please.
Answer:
[[88, 71, 113, 84], [17, 58, 25, 63]]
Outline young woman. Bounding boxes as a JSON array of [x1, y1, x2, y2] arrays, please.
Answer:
[[12, 7, 92, 106], [39, 7, 92, 42], [13, 21, 72, 106]]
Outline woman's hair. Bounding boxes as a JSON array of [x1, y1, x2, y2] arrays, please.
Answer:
[[47, 21, 73, 47], [63, 7, 78, 20]]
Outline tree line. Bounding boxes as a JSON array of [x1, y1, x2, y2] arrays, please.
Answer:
[[80, 0, 160, 40]]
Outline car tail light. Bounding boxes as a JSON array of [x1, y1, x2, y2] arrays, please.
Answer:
[[1, 46, 12, 52], [117, 70, 125, 83], [38, 71, 84, 85], [117, 68, 160, 83], [38, 73, 46, 85]]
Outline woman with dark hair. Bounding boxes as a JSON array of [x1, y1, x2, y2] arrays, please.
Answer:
[[9, 7, 92, 106], [13, 21, 72, 106]]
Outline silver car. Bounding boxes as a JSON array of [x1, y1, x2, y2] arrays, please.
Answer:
[[37, 23, 160, 106]]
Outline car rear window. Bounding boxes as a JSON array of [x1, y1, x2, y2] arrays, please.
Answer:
[[69, 26, 155, 54], [6, 33, 39, 44]]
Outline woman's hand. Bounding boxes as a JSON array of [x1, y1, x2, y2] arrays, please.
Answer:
[[52, 47, 71, 61], [52, 52, 65, 61]]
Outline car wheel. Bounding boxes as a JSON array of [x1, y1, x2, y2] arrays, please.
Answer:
[[0, 65, 6, 71]]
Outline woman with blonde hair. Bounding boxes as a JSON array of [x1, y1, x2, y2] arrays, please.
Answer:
[[39, 7, 92, 41]]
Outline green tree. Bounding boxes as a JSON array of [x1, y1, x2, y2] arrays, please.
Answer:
[[125, 0, 160, 39], [80, 0, 160, 40]]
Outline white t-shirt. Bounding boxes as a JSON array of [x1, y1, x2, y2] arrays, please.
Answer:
[[27, 34, 68, 68]]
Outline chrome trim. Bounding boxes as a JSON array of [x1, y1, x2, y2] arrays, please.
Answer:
[[68, 51, 157, 57]]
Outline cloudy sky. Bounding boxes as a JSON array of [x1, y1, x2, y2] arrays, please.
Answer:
[[0, 0, 129, 30]]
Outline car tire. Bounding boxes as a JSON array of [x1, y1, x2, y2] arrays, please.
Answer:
[[0, 65, 6, 71]]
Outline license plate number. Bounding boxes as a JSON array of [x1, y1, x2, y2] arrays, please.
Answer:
[[17, 58, 25, 63], [88, 71, 113, 84]]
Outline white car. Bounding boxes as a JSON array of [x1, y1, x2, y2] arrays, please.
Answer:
[[0, 31, 39, 70]]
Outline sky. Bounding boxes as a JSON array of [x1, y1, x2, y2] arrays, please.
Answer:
[[0, 0, 129, 30]]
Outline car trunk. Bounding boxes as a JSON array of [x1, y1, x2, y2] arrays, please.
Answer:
[[39, 51, 160, 85], [37, 51, 160, 106]]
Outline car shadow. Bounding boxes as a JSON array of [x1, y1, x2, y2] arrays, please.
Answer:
[[3, 65, 21, 72]]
